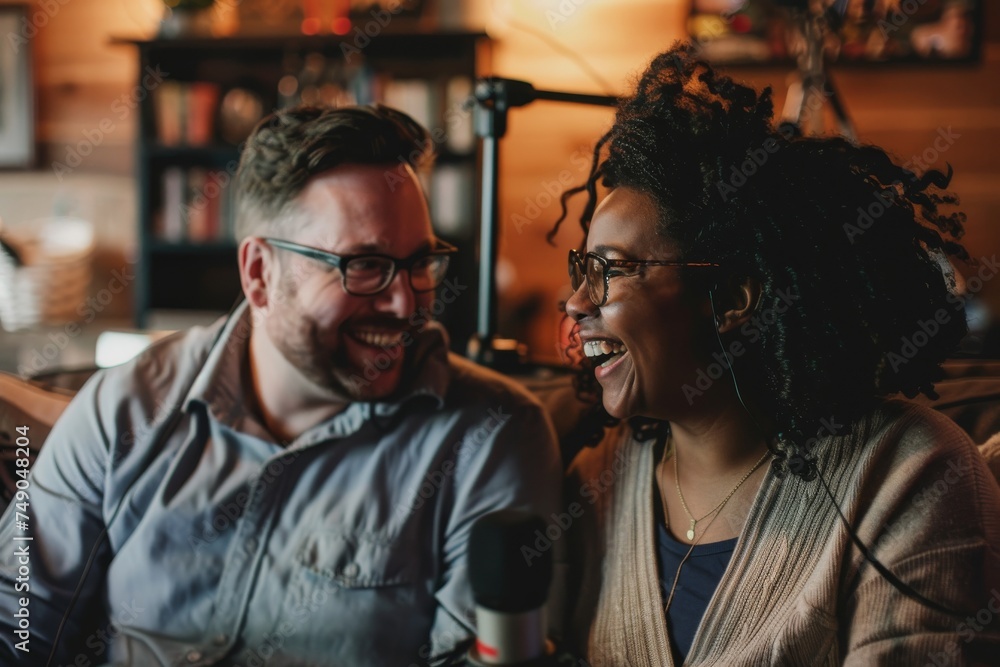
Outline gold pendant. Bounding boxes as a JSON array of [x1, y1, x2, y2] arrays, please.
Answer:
[[686, 520, 696, 541]]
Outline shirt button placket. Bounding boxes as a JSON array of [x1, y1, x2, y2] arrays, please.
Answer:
[[205, 478, 271, 646]]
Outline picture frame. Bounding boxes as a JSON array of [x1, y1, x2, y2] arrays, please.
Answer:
[[688, 0, 984, 67], [0, 4, 35, 168]]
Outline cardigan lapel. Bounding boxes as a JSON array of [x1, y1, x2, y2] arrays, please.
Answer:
[[591, 439, 675, 666]]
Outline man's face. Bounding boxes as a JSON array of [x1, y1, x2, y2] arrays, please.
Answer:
[[262, 164, 437, 401]]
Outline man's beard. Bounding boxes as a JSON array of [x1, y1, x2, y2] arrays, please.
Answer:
[[267, 310, 352, 400], [263, 278, 411, 401]]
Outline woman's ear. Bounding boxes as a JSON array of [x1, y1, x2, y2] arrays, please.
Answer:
[[239, 237, 272, 310], [713, 275, 761, 334]]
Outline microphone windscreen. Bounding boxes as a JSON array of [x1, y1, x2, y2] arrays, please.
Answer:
[[468, 509, 552, 613]]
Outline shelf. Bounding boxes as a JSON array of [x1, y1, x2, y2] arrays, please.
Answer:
[[148, 241, 238, 254], [146, 143, 469, 165], [111, 31, 487, 53], [147, 144, 241, 163], [436, 149, 475, 165]]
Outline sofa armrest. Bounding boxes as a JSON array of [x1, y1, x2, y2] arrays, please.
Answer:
[[0, 372, 74, 511]]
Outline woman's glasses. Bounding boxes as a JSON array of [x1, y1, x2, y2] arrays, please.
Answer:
[[568, 249, 720, 306]]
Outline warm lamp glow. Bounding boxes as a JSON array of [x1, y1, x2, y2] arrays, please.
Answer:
[[302, 0, 320, 34], [301, 17, 321, 35], [332, 17, 351, 35]]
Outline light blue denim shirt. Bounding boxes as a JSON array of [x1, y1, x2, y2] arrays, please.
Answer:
[[0, 303, 562, 666]]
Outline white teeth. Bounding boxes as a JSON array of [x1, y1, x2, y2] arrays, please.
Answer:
[[583, 340, 627, 358], [353, 330, 404, 347]]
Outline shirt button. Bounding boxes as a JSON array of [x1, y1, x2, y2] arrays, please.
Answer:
[[213, 634, 228, 646], [245, 539, 257, 553], [186, 650, 202, 663], [342, 562, 360, 578]]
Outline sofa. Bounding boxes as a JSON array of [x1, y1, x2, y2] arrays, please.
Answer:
[[3, 358, 1000, 512]]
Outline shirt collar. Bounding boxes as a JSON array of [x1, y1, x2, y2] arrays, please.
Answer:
[[184, 300, 256, 428]]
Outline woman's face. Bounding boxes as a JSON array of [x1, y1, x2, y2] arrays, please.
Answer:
[[565, 187, 713, 421]]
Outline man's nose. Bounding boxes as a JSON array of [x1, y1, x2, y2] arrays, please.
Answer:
[[374, 269, 417, 317]]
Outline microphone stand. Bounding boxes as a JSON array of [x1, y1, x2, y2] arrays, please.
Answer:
[[466, 77, 617, 373], [779, 4, 857, 141]]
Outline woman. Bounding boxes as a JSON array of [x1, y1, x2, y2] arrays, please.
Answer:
[[554, 44, 1000, 666]]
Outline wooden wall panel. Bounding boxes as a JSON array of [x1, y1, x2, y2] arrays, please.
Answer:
[[489, 6, 1000, 361], [3, 0, 998, 357]]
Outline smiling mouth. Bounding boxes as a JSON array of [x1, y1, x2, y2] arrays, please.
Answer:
[[348, 328, 406, 348], [583, 339, 628, 368]]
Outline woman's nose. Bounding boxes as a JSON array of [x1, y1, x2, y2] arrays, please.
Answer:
[[565, 280, 597, 322]]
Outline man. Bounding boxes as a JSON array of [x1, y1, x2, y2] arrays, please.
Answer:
[[0, 105, 561, 666]]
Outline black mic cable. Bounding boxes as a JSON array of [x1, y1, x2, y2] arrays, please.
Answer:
[[706, 288, 963, 619]]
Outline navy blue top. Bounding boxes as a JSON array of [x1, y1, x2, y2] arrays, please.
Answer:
[[656, 522, 737, 663]]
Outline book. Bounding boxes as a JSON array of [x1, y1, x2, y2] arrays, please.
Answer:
[[154, 81, 220, 146], [186, 168, 210, 241], [160, 167, 186, 242], [186, 82, 220, 146], [430, 163, 474, 236], [445, 76, 475, 154], [383, 78, 434, 133], [155, 82, 184, 146]]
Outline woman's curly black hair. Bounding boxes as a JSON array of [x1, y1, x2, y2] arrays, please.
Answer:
[[551, 43, 971, 480]]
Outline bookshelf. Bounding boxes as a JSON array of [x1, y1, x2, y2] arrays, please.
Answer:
[[118, 32, 488, 348]]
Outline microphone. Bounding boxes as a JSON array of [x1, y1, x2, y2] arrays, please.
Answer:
[[466, 510, 554, 666]]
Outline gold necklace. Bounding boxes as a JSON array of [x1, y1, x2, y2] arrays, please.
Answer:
[[674, 445, 771, 542], [656, 444, 772, 616], [662, 499, 727, 614]]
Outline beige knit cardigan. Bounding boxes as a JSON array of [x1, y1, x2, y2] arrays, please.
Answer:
[[559, 400, 1000, 666]]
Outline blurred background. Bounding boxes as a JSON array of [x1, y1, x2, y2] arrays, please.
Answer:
[[0, 0, 998, 376]]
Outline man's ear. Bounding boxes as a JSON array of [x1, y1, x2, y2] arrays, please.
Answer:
[[239, 237, 271, 309], [712, 275, 761, 334]]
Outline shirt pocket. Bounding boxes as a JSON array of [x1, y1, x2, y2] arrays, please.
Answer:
[[276, 530, 432, 661], [295, 529, 420, 588]]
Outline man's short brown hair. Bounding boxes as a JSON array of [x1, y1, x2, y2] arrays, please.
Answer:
[[234, 104, 434, 239]]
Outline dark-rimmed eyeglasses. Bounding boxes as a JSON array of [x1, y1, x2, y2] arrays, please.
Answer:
[[263, 237, 457, 296], [568, 249, 721, 306]]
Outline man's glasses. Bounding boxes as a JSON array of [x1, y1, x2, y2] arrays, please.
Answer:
[[568, 249, 721, 306], [264, 237, 457, 296]]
